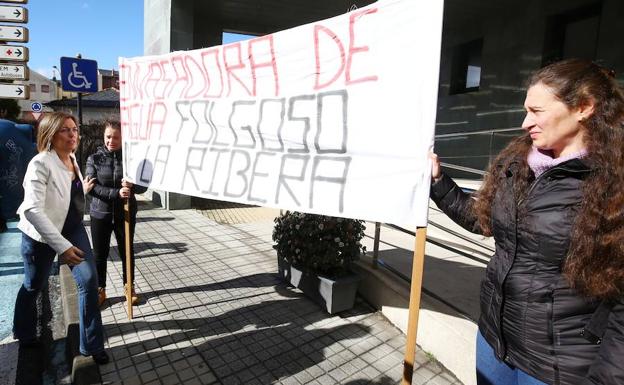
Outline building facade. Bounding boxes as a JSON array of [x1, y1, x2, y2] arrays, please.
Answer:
[[16, 70, 59, 121], [45, 88, 120, 124]]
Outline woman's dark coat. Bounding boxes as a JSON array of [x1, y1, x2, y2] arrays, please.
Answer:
[[430, 158, 624, 385], [86, 146, 147, 219]]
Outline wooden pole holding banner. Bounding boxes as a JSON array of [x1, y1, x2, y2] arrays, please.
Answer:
[[402, 227, 428, 384], [124, 199, 133, 320]]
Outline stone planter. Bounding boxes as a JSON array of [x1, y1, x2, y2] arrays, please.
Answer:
[[277, 257, 361, 314]]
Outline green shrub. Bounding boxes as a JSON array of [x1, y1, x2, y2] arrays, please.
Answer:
[[272, 211, 366, 278]]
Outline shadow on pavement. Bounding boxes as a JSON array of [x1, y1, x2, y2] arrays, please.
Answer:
[[103, 273, 278, 308], [373, 245, 484, 321], [99, 273, 376, 383], [344, 376, 397, 384], [0, 268, 24, 277], [131, 241, 189, 259], [135, 216, 176, 223]]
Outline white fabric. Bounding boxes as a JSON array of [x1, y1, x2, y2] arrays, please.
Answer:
[[17, 149, 84, 254], [119, 0, 444, 227]]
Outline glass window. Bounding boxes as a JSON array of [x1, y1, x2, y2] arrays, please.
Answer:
[[449, 38, 483, 95], [542, 2, 601, 65]]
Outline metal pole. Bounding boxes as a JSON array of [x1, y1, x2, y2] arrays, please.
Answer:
[[76, 54, 84, 171], [402, 227, 427, 385], [372, 222, 381, 268], [76, 92, 83, 168], [124, 199, 133, 319]]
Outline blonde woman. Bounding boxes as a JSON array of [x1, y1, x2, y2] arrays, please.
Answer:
[[13, 112, 108, 364]]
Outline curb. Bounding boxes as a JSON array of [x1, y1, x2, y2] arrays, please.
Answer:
[[59, 264, 102, 385]]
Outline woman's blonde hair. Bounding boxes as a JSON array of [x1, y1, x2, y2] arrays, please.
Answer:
[[36, 111, 79, 153]]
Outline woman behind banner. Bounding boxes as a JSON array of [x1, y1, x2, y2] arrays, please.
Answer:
[[13, 112, 108, 364], [430, 58, 624, 385], [87, 120, 146, 306]]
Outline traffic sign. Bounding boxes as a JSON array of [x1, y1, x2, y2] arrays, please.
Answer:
[[60, 56, 98, 93], [0, 44, 28, 61], [0, 25, 27, 42], [31, 102, 42, 112], [0, 83, 27, 99], [0, 63, 27, 80], [0, 5, 27, 23]]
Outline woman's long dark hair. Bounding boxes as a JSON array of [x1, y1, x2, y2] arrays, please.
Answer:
[[473, 59, 624, 299]]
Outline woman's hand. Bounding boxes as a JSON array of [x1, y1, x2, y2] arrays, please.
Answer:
[[430, 152, 442, 182], [121, 178, 134, 188], [61, 246, 84, 266], [83, 175, 96, 193], [119, 186, 131, 199]]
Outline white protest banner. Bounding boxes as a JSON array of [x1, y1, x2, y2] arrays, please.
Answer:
[[119, 0, 443, 227]]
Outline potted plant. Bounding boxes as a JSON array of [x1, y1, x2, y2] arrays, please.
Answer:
[[272, 211, 366, 314]]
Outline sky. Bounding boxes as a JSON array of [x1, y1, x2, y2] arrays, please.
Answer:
[[26, 0, 143, 79], [25, 1, 252, 81]]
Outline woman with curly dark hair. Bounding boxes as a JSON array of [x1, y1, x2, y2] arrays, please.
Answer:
[[430, 58, 624, 385]]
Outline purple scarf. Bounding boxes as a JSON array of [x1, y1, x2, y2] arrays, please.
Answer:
[[527, 146, 588, 177]]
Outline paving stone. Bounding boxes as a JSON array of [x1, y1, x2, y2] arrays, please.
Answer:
[[427, 373, 456, 385], [89, 201, 462, 385]]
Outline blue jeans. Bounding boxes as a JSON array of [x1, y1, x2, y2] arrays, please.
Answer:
[[13, 226, 105, 355], [476, 331, 548, 385]]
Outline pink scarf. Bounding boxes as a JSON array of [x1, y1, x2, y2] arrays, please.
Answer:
[[527, 146, 588, 177]]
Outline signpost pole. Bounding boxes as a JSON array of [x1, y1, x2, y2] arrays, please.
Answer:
[[75, 54, 84, 169]]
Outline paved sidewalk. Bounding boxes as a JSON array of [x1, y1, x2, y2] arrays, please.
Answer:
[[93, 201, 462, 385]]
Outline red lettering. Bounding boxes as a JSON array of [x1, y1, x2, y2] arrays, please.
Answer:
[[119, 63, 129, 102], [168, 55, 190, 99], [144, 62, 162, 99], [123, 103, 142, 140], [120, 106, 130, 137], [223, 42, 252, 97], [248, 35, 279, 96], [129, 63, 144, 100], [147, 102, 168, 140], [201, 48, 224, 98], [313, 25, 346, 91], [346, 8, 378, 85], [156, 60, 173, 99], [184, 55, 208, 99]]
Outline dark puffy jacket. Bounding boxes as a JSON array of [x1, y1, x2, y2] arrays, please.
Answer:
[[431, 158, 624, 385], [86, 146, 147, 219]]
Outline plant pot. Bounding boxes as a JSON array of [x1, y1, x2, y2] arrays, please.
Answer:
[[277, 257, 361, 314]]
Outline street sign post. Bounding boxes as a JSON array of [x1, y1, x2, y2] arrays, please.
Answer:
[[0, 83, 27, 99], [0, 63, 27, 80], [0, 44, 27, 61], [0, 25, 27, 42], [0, 5, 27, 23], [60, 56, 98, 93]]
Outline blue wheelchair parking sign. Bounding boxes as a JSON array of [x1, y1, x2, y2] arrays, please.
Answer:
[[60, 57, 98, 93]]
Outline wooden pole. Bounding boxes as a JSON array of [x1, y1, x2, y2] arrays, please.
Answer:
[[402, 226, 427, 384], [124, 199, 133, 319]]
